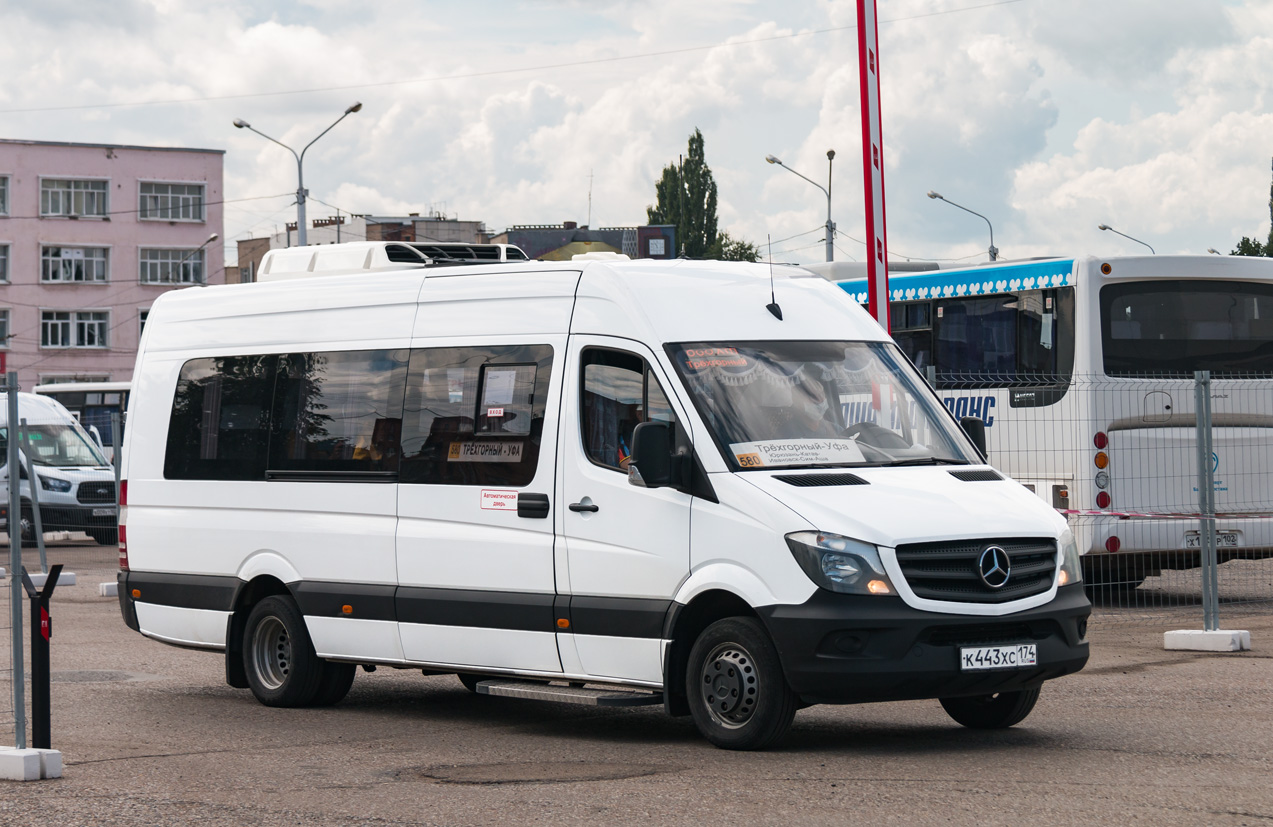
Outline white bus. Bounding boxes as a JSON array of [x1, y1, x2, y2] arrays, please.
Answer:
[[33, 381, 130, 462], [823, 255, 1273, 587]]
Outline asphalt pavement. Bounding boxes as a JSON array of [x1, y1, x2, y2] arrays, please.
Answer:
[[1, 550, 1271, 826]]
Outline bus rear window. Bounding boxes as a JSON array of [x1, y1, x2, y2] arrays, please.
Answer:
[[1100, 280, 1273, 377]]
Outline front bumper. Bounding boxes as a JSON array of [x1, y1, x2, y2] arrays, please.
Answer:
[[758, 585, 1091, 704], [29, 503, 117, 533]]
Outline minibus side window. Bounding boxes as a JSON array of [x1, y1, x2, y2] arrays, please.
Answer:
[[581, 348, 677, 472], [399, 345, 553, 486], [164, 355, 276, 480], [268, 349, 408, 475]]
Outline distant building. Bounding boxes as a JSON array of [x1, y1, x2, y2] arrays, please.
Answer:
[[491, 222, 677, 261], [0, 138, 224, 389], [232, 211, 490, 283]]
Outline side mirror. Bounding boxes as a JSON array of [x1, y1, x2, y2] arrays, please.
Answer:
[[88, 424, 104, 447], [628, 422, 673, 488], [960, 416, 987, 461]]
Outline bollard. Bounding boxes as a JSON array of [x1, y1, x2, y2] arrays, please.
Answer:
[[21, 564, 62, 750]]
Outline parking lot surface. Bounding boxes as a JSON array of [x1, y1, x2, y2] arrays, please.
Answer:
[[2, 551, 1272, 826]]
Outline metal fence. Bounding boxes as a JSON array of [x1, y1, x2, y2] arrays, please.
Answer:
[[925, 368, 1273, 628]]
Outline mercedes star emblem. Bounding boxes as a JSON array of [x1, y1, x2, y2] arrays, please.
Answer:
[[978, 545, 1011, 589]]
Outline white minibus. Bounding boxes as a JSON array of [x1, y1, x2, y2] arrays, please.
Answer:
[[118, 241, 1089, 750], [33, 380, 131, 462], [824, 254, 1273, 588]]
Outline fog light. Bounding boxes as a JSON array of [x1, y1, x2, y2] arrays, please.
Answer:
[[1059, 569, 1070, 586], [867, 579, 891, 595]]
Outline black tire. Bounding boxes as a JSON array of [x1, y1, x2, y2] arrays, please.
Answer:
[[242, 596, 324, 707], [19, 508, 38, 547], [940, 687, 1041, 729], [310, 662, 357, 707], [88, 528, 119, 545], [457, 673, 483, 693], [685, 617, 797, 750]]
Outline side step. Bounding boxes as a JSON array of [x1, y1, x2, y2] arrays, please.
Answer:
[[476, 679, 663, 707]]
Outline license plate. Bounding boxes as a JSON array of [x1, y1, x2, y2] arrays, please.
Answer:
[[1185, 531, 1239, 549], [960, 644, 1037, 672], [92, 508, 116, 517]]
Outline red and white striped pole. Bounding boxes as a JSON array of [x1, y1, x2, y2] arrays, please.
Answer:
[[857, 0, 890, 333]]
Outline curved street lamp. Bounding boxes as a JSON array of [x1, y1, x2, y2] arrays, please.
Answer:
[[928, 191, 997, 261], [766, 151, 836, 262], [233, 102, 363, 246], [1098, 223, 1155, 254]]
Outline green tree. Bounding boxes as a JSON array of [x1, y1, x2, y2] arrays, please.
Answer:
[[647, 128, 718, 258], [1232, 157, 1273, 256], [708, 231, 761, 262]]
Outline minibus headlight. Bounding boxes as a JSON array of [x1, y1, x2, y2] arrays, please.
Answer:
[[1058, 528, 1083, 586], [39, 475, 72, 493], [785, 531, 896, 596]]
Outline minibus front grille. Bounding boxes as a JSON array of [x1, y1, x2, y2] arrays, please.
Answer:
[[893, 538, 1056, 604], [77, 482, 116, 504]]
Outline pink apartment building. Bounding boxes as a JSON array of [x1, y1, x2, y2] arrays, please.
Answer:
[[0, 138, 225, 391]]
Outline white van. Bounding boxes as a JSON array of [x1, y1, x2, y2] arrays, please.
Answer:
[[1, 392, 118, 545], [117, 241, 1090, 750]]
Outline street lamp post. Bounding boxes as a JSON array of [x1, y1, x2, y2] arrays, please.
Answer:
[[1098, 224, 1155, 254], [928, 191, 998, 261], [179, 233, 218, 284], [233, 103, 363, 247], [766, 151, 836, 262]]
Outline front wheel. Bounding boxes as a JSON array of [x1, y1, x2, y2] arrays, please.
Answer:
[[685, 617, 797, 750], [243, 596, 324, 707], [940, 687, 1040, 729]]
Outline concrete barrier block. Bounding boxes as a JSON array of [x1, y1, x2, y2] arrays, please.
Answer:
[[99, 581, 118, 597], [28, 571, 76, 587], [37, 749, 63, 779], [0, 749, 42, 781], [1164, 629, 1252, 652]]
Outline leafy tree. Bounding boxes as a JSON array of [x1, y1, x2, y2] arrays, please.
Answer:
[[1232, 157, 1273, 256], [708, 231, 761, 262], [647, 128, 718, 258]]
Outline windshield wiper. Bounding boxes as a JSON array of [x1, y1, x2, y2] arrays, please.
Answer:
[[880, 456, 971, 467]]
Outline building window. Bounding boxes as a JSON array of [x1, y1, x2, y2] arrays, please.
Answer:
[[0, 309, 9, 349], [41, 246, 109, 282], [239, 263, 254, 283], [41, 310, 109, 349], [0, 175, 8, 215], [139, 309, 149, 337], [139, 182, 205, 222], [40, 179, 108, 217], [139, 248, 204, 284], [0, 244, 9, 283]]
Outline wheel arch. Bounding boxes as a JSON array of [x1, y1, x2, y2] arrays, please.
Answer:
[[224, 574, 293, 689], [662, 588, 760, 717]]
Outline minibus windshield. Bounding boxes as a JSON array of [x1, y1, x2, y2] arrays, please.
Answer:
[[0, 423, 109, 468], [669, 341, 978, 471]]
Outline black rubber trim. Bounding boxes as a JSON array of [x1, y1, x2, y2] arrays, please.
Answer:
[[125, 571, 238, 611], [117, 571, 139, 632], [569, 595, 671, 639], [397, 587, 555, 632], [292, 580, 397, 621], [265, 470, 398, 483]]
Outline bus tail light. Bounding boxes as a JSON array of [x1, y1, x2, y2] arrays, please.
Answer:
[[1096, 491, 1111, 509], [1105, 536, 1121, 553], [1094, 452, 1109, 469], [1093, 432, 1108, 449], [118, 479, 129, 571]]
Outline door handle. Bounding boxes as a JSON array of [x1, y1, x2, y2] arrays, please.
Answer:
[[568, 501, 599, 513], [517, 492, 550, 519]]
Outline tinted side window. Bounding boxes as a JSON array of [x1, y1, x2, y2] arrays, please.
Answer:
[[400, 345, 553, 486], [269, 349, 408, 476], [581, 349, 677, 472], [165, 356, 276, 480], [935, 296, 1017, 376]]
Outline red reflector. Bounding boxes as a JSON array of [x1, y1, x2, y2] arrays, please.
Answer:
[[1096, 491, 1111, 509], [118, 524, 129, 571], [120, 479, 128, 507], [1106, 536, 1121, 553], [1093, 432, 1108, 449]]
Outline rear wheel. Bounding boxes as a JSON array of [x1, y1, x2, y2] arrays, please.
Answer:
[[243, 596, 323, 707], [19, 509, 38, 547], [940, 687, 1041, 729], [686, 617, 797, 750]]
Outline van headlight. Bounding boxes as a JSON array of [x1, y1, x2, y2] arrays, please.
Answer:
[[1058, 528, 1083, 586], [39, 475, 73, 493], [785, 531, 896, 596]]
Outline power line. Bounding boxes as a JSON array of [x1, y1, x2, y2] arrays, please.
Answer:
[[0, 0, 1029, 115]]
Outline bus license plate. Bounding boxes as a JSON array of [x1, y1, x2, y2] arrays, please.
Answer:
[[960, 644, 1037, 672], [1185, 531, 1239, 549], [92, 507, 116, 517]]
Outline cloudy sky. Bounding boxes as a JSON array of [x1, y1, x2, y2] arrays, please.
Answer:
[[3, 0, 1271, 268]]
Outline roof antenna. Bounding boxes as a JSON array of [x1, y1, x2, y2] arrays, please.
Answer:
[[766, 234, 783, 320]]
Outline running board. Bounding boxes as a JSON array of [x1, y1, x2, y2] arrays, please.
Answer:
[[475, 679, 663, 707]]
